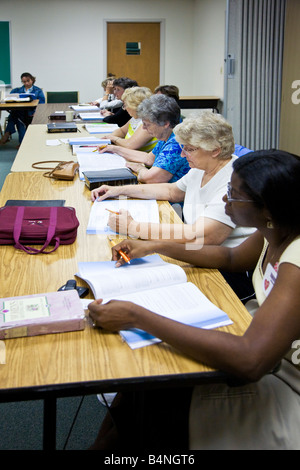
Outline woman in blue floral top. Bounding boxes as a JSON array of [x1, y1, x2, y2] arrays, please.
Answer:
[[97, 94, 190, 183]]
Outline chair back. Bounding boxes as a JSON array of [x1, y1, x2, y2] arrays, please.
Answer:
[[46, 91, 79, 103]]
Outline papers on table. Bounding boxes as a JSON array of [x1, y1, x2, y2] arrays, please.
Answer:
[[68, 136, 110, 146], [85, 123, 119, 134], [76, 152, 126, 180], [70, 105, 99, 112], [86, 199, 159, 235], [46, 139, 62, 146], [78, 113, 104, 121], [4, 94, 31, 102]]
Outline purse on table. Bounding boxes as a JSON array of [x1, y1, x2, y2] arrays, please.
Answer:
[[32, 160, 79, 180], [0, 206, 79, 254]]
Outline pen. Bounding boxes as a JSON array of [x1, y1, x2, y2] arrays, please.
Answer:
[[108, 237, 131, 264]]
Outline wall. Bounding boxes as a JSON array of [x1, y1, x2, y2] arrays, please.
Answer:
[[279, 0, 300, 156], [0, 0, 226, 103]]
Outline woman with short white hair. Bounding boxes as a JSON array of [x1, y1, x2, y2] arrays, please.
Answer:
[[100, 86, 157, 152]]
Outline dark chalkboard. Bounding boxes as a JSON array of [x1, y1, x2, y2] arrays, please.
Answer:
[[0, 22, 11, 86]]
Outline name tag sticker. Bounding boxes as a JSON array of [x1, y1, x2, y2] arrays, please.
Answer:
[[263, 263, 278, 296]]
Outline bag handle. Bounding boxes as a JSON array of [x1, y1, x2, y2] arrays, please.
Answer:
[[32, 161, 67, 170], [13, 206, 60, 254]]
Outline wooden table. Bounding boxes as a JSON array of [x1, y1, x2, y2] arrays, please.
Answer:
[[0, 99, 39, 112], [31, 103, 102, 124], [179, 96, 220, 112], [0, 172, 252, 449], [10, 123, 94, 172], [32, 103, 77, 124]]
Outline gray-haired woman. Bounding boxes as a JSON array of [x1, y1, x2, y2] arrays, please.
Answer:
[[97, 94, 190, 184]]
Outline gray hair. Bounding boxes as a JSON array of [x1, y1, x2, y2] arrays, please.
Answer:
[[137, 94, 181, 128], [174, 111, 235, 159]]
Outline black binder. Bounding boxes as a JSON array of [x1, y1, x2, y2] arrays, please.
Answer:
[[83, 168, 137, 190]]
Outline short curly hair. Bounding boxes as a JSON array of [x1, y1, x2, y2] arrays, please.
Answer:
[[174, 111, 235, 159], [122, 87, 152, 111]]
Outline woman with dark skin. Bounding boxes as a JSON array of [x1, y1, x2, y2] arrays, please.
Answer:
[[89, 150, 300, 450]]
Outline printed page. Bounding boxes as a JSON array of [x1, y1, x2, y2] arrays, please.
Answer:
[[86, 199, 160, 234], [118, 282, 232, 349], [77, 255, 187, 298], [85, 124, 118, 134]]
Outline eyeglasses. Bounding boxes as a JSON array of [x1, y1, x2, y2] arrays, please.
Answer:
[[226, 183, 254, 203], [179, 144, 199, 155]]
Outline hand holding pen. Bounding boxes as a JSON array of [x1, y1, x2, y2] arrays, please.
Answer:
[[107, 235, 131, 265], [93, 144, 107, 153]]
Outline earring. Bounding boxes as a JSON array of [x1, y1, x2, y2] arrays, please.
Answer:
[[267, 221, 274, 229]]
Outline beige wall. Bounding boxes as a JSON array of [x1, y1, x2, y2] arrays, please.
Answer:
[[0, 0, 226, 104], [279, 0, 300, 156]]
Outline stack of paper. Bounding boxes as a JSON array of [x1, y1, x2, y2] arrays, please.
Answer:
[[76, 152, 126, 180], [70, 105, 99, 112], [72, 142, 110, 155], [77, 255, 233, 349], [86, 199, 160, 235], [4, 94, 30, 102], [68, 136, 110, 146], [78, 113, 104, 121], [85, 123, 119, 134]]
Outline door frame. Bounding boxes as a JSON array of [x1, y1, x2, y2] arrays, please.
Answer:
[[102, 18, 165, 84]]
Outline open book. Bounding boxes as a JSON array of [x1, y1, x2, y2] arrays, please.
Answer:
[[76, 255, 232, 349], [86, 199, 159, 235]]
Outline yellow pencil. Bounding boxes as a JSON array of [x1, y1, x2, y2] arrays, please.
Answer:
[[93, 144, 107, 152]]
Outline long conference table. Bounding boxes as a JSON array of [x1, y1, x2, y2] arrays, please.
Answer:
[[0, 105, 252, 450]]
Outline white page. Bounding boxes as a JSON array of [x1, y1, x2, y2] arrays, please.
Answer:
[[86, 199, 159, 234], [85, 124, 118, 134], [118, 282, 232, 348], [72, 141, 110, 155], [79, 113, 104, 120], [70, 105, 99, 112], [77, 255, 187, 298], [76, 153, 126, 179]]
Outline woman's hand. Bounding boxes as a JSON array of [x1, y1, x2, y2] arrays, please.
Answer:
[[111, 238, 157, 266], [100, 109, 113, 117], [88, 299, 138, 331], [107, 209, 135, 236], [91, 185, 122, 202]]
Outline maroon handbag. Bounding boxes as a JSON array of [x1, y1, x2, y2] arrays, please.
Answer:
[[0, 206, 79, 254]]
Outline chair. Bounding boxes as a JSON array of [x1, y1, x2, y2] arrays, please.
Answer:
[[46, 91, 79, 103]]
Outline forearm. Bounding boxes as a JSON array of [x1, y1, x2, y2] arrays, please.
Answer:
[[112, 145, 154, 165], [132, 304, 253, 381], [124, 237, 232, 269]]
